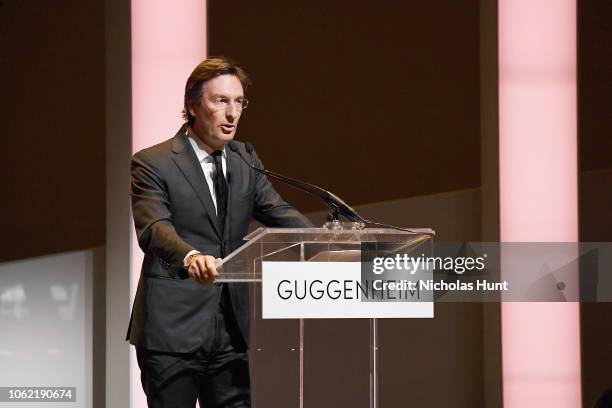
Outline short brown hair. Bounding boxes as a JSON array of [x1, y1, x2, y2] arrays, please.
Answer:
[[182, 57, 251, 126]]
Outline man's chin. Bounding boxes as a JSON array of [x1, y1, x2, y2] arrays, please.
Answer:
[[215, 133, 235, 147]]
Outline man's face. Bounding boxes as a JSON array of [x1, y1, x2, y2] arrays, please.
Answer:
[[189, 74, 245, 149]]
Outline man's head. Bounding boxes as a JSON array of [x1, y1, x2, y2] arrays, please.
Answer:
[[183, 57, 251, 149]]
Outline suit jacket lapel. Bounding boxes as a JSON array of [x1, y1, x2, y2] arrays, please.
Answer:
[[171, 131, 223, 239]]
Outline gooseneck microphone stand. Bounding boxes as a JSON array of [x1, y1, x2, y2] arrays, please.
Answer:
[[227, 141, 420, 233]]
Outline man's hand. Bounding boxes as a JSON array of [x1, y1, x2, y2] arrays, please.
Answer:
[[186, 254, 222, 285]]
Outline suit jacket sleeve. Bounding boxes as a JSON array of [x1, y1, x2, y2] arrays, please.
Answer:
[[251, 149, 315, 228], [131, 150, 195, 268]]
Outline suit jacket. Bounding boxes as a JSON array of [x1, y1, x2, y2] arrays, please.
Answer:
[[126, 126, 312, 353]]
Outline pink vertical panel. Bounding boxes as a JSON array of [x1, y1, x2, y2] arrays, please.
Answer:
[[130, 1, 206, 407], [499, 0, 580, 407]]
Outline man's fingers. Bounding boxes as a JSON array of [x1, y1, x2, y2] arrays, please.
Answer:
[[204, 257, 219, 281], [187, 257, 205, 284], [186, 255, 221, 284], [197, 257, 212, 282]]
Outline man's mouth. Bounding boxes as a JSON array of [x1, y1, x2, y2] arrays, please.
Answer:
[[220, 124, 235, 133]]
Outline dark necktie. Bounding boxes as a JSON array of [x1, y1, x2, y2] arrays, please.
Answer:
[[211, 150, 228, 234], [212, 151, 231, 309]]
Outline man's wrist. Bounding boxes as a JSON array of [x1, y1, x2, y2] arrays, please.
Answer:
[[183, 250, 201, 268]]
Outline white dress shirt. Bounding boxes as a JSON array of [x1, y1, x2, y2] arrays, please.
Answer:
[[186, 133, 228, 215]]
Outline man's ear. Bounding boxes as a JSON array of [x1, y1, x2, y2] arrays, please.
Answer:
[[189, 107, 195, 117]]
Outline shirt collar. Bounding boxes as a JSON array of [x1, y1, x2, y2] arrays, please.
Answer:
[[186, 129, 226, 163]]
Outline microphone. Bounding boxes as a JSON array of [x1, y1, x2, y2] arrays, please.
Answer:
[[227, 141, 423, 233], [228, 141, 362, 222], [227, 141, 364, 223]]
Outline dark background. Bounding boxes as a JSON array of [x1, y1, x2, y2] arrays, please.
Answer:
[[0, 0, 106, 262], [208, 1, 481, 213], [578, 1, 612, 406]]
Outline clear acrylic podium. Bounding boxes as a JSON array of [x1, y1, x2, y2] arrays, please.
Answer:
[[217, 226, 434, 408]]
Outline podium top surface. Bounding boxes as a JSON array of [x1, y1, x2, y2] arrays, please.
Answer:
[[217, 227, 434, 282], [243, 227, 435, 242]]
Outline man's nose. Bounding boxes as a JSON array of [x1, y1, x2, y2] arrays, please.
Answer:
[[225, 104, 238, 120]]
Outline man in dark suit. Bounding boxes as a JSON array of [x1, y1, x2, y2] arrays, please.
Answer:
[[127, 57, 312, 408]]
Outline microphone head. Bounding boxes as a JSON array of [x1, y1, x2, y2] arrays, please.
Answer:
[[245, 142, 254, 154]]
